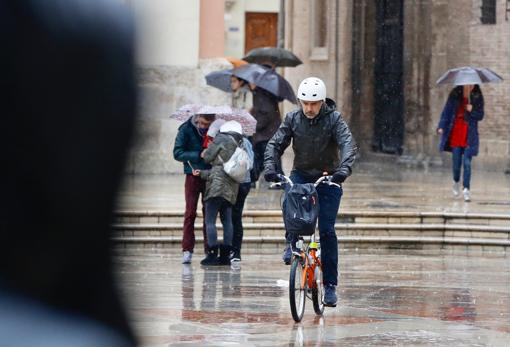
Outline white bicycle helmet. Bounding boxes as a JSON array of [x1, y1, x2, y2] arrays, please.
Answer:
[[297, 77, 326, 101]]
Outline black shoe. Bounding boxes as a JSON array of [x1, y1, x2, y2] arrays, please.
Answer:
[[323, 284, 337, 307], [218, 245, 231, 265], [282, 244, 292, 265], [200, 247, 219, 266]]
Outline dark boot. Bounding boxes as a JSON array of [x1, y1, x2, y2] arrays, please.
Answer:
[[200, 246, 219, 266], [218, 245, 231, 265]]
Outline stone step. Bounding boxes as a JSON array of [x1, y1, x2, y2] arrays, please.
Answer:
[[114, 210, 510, 226], [112, 235, 510, 252], [112, 223, 510, 248]]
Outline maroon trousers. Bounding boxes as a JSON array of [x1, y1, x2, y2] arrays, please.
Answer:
[[182, 174, 208, 253]]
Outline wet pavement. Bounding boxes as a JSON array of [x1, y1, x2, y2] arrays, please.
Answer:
[[116, 248, 510, 347], [117, 161, 510, 214]]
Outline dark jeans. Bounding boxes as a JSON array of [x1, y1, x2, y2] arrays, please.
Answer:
[[232, 182, 252, 258], [183, 174, 208, 253], [252, 140, 268, 182], [452, 147, 472, 189], [285, 171, 342, 286], [205, 197, 233, 248]]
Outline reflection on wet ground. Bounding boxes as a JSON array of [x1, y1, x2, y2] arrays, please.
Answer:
[[116, 248, 510, 346]]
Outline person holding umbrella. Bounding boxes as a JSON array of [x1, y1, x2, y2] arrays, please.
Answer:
[[230, 76, 252, 111], [250, 83, 284, 186], [242, 48, 301, 186], [206, 55, 299, 187], [192, 121, 244, 266], [437, 84, 484, 202], [173, 112, 215, 264], [435, 67, 502, 202]]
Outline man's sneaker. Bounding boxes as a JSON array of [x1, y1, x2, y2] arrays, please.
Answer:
[[463, 188, 471, 202], [323, 284, 337, 307], [282, 244, 292, 265], [182, 251, 192, 264], [230, 249, 241, 263], [452, 181, 460, 197], [230, 257, 241, 270]]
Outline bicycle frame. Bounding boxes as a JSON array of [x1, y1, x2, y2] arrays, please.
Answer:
[[295, 235, 322, 290], [271, 173, 339, 321]]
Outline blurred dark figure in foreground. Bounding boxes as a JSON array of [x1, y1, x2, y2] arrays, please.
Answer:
[[0, 0, 137, 345]]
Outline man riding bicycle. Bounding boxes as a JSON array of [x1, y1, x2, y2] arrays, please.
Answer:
[[263, 77, 357, 307]]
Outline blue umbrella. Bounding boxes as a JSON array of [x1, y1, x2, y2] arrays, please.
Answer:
[[204, 64, 267, 92], [436, 66, 503, 85], [233, 63, 268, 84], [205, 64, 296, 103], [205, 69, 233, 92]]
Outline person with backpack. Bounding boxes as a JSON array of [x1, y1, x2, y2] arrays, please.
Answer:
[[263, 77, 357, 307], [192, 121, 247, 266], [230, 134, 254, 264]]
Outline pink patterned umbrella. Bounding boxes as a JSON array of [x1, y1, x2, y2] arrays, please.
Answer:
[[170, 104, 257, 136]]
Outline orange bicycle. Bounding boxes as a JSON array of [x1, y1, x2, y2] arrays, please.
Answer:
[[271, 175, 339, 322]]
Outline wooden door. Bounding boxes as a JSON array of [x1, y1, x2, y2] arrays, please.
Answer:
[[245, 12, 278, 54]]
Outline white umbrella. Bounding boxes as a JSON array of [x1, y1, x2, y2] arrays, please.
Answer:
[[170, 104, 257, 136], [436, 66, 503, 86]]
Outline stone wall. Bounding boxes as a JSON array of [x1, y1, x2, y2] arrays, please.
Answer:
[[360, 0, 510, 170], [469, 0, 510, 170], [126, 59, 232, 174]]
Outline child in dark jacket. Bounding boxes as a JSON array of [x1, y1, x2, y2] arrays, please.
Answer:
[[192, 121, 243, 265]]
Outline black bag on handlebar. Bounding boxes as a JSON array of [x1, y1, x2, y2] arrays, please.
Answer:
[[283, 183, 319, 236]]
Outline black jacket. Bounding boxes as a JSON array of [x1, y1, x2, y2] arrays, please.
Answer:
[[264, 98, 357, 178], [251, 87, 282, 145], [173, 117, 211, 174]]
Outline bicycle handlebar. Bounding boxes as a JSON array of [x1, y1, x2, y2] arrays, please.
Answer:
[[268, 174, 341, 189]]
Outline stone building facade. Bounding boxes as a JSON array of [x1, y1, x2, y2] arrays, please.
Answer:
[[126, 0, 279, 174], [285, 0, 510, 171]]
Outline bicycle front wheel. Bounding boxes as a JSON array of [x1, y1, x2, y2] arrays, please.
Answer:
[[289, 257, 306, 322], [312, 265, 325, 315]]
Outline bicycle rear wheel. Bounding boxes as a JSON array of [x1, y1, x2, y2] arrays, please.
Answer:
[[289, 257, 306, 322], [312, 265, 325, 315]]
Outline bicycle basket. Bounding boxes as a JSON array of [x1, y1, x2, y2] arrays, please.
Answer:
[[282, 183, 319, 236]]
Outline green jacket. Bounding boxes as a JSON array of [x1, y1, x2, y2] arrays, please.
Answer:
[[200, 132, 242, 204], [173, 117, 210, 174]]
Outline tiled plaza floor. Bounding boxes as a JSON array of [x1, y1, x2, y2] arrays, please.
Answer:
[[116, 248, 510, 347]]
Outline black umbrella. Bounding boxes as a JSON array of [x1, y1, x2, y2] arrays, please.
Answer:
[[253, 69, 297, 103], [243, 47, 302, 67], [235, 64, 296, 103]]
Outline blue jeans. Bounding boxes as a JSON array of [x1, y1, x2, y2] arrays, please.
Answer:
[[204, 197, 233, 248], [285, 171, 343, 286], [452, 147, 472, 189]]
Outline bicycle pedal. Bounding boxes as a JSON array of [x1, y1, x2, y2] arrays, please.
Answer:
[[323, 302, 337, 308]]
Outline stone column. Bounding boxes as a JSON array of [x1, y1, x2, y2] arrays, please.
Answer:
[[199, 0, 225, 58]]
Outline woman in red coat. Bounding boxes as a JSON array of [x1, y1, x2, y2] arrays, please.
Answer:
[[437, 84, 484, 202]]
